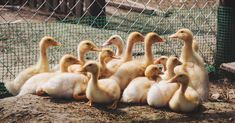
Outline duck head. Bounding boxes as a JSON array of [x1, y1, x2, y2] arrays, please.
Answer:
[[169, 28, 193, 42], [78, 61, 99, 75], [154, 56, 168, 65], [145, 32, 165, 43], [40, 36, 62, 48], [145, 65, 163, 80], [59, 54, 80, 72], [102, 35, 123, 47], [78, 40, 102, 53], [99, 48, 120, 62], [128, 32, 145, 43], [166, 56, 182, 68], [168, 73, 190, 93]]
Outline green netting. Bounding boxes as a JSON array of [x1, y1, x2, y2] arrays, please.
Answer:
[[0, 8, 216, 96], [216, 6, 235, 67]]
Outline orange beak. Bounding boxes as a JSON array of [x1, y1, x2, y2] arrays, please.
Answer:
[[52, 41, 62, 46], [111, 55, 120, 59], [158, 37, 166, 42]]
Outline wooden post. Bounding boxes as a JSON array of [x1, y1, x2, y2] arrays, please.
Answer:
[[85, 0, 106, 27]]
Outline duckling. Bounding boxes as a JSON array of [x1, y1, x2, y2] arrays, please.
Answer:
[[78, 61, 121, 109], [35, 54, 89, 99], [174, 62, 209, 101], [104, 32, 144, 73], [147, 56, 181, 107], [168, 73, 200, 112], [169, 28, 204, 67], [160, 56, 182, 80], [110, 32, 165, 91], [97, 48, 119, 79], [121, 65, 163, 103], [154, 56, 168, 72], [192, 40, 199, 53], [102, 35, 124, 57], [5, 36, 61, 95], [18, 54, 88, 98]]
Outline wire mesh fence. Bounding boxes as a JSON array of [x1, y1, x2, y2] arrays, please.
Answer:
[[0, 0, 217, 85]]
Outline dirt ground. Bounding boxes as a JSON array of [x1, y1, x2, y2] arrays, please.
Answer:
[[0, 78, 235, 122]]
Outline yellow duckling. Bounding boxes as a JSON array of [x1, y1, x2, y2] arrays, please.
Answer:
[[97, 48, 119, 79], [35, 54, 89, 99], [174, 62, 209, 101], [104, 32, 144, 73], [110, 32, 165, 91], [154, 56, 168, 72], [147, 56, 181, 107], [18, 54, 86, 98], [102, 35, 124, 57], [168, 73, 200, 113], [121, 65, 162, 103], [78, 61, 121, 109], [5, 36, 61, 95], [169, 28, 204, 67]]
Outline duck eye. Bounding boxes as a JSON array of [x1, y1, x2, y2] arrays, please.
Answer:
[[180, 31, 184, 33], [112, 37, 115, 40], [86, 43, 90, 45]]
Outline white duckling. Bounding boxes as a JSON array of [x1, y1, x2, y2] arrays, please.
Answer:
[[121, 65, 163, 103], [35, 54, 89, 99], [5, 36, 61, 95], [174, 62, 209, 101], [169, 28, 204, 67], [110, 32, 165, 91], [103, 32, 144, 73], [154, 56, 168, 72], [102, 35, 124, 57], [147, 56, 181, 107], [168, 73, 200, 113], [18, 54, 85, 98], [78, 61, 121, 109]]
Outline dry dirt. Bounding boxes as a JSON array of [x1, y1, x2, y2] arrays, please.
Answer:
[[0, 78, 235, 122]]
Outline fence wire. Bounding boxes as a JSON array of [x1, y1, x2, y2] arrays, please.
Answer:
[[0, 0, 217, 84]]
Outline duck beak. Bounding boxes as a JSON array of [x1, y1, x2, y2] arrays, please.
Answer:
[[158, 37, 166, 42], [76, 59, 81, 64], [111, 55, 120, 59], [77, 66, 86, 73], [92, 47, 102, 52], [52, 41, 62, 46], [178, 61, 182, 65], [169, 34, 178, 38], [102, 40, 111, 47]]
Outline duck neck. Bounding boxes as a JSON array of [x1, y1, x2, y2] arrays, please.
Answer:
[[90, 71, 99, 85], [166, 65, 176, 80], [116, 43, 123, 56], [99, 56, 107, 70], [144, 40, 154, 67], [78, 50, 86, 65], [179, 83, 188, 94], [37, 45, 49, 72], [59, 63, 69, 72], [163, 64, 167, 72], [123, 40, 134, 62], [181, 39, 193, 61]]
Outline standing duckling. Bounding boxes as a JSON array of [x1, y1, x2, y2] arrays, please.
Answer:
[[103, 32, 144, 73], [169, 28, 204, 67], [5, 36, 61, 95], [78, 61, 121, 109], [121, 65, 162, 103], [168, 73, 200, 113]]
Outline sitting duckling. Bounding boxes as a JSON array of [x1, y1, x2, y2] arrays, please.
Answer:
[[168, 73, 200, 113], [121, 65, 163, 103], [78, 61, 121, 109], [5, 36, 61, 95]]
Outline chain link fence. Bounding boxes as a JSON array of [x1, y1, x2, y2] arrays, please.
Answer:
[[0, 0, 217, 86]]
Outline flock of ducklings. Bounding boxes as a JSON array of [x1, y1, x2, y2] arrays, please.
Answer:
[[5, 28, 209, 113]]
